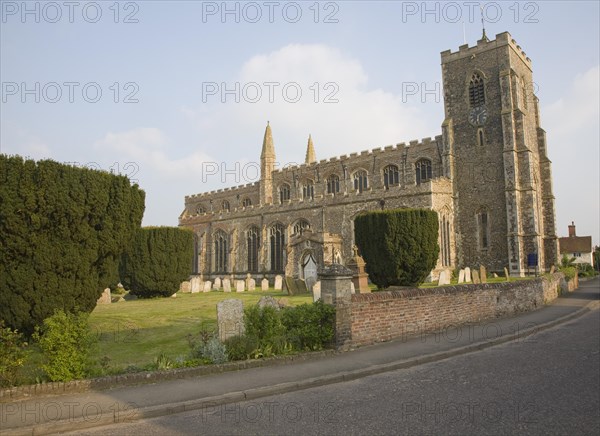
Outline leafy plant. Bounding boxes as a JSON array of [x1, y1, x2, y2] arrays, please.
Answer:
[[33, 310, 96, 382], [281, 300, 335, 351], [154, 353, 174, 370], [0, 320, 28, 387]]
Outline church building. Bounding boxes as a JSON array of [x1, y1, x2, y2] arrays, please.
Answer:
[[179, 31, 559, 285]]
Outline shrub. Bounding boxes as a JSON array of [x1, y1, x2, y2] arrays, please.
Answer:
[[223, 335, 260, 361], [560, 266, 577, 281], [33, 310, 96, 382], [120, 227, 194, 298], [0, 155, 145, 335], [199, 337, 228, 364], [281, 300, 335, 351], [354, 209, 439, 288], [0, 321, 28, 387], [154, 353, 174, 370]]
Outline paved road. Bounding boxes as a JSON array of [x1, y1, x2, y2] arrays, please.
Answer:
[[70, 292, 600, 435]]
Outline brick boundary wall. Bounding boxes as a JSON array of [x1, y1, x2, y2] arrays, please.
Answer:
[[350, 273, 575, 347]]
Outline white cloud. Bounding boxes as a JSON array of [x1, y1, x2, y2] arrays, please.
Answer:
[[544, 65, 600, 245], [94, 127, 212, 178]]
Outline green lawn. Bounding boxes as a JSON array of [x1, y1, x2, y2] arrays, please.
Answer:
[[89, 290, 313, 371]]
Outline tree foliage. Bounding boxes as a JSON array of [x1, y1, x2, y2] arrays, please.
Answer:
[[354, 208, 439, 288], [120, 227, 194, 298], [0, 155, 145, 335]]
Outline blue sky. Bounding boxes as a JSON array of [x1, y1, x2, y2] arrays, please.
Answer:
[[1, 1, 599, 245]]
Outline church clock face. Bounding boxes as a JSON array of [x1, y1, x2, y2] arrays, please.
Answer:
[[468, 105, 488, 126]]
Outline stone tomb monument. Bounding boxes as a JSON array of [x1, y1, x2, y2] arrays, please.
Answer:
[[217, 299, 245, 341]]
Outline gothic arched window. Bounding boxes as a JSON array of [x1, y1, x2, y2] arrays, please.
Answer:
[[353, 170, 368, 193], [415, 159, 432, 185], [247, 226, 260, 272], [196, 205, 205, 215], [270, 224, 285, 272], [221, 200, 230, 212], [303, 180, 314, 200], [477, 211, 490, 250], [293, 219, 310, 236], [326, 174, 340, 194], [469, 72, 486, 107], [383, 164, 400, 189], [279, 184, 291, 203], [214, 230, 228, 273], [242, 198, 252, 208]]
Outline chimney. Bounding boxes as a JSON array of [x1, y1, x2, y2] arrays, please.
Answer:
[[568, 221, 576, 237]]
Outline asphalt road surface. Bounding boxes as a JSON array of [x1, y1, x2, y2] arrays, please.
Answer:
[[70, 301, 600, 435]]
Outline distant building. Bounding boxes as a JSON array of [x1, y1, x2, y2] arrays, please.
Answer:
[[559, 222, 594, 267], [179, 31, 559, 283]]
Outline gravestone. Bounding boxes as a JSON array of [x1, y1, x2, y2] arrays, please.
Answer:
[[203, 281, 212, 292], [223, 278, 231, 292], [294, 278, 309, 294], [312, 281, 321, 302], [247, 278, 256, 291], [464, 267, 472, 283], [285, 276, 297, 294], [472, 269, 480, 284], [261, 278, 269, 291], [493, 273, 498, 278], [480, 265, 487, 284], [550, 265, 555, 274], [438, 270, 451, 286], [458, 269, 465, 284], [245, 273, 253, 291], [257, 296, 279, 310], [236, 280, 245, 293], [213, 277, 222, 291], [190, 276, 202, 293], [217, 299, 245, 341], [97, 288, 111, 304], [180, 281, 191, 293], [274, 275, 283, 291], [504, 267, 510, 281], [171, 293, 177, 298]]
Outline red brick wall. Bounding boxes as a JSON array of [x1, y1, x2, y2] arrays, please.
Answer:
[[350, 273, 571, 347]]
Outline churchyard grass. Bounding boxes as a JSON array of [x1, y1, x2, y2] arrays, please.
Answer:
[[88, 291, 312, 372]]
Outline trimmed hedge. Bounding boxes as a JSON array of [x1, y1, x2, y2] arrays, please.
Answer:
[[354, 208, 439, 288], [120, 227, 194, 298], [0, 155, 145, 335]]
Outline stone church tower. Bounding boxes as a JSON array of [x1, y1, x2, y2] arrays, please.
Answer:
[[441, 32, 558, 275]]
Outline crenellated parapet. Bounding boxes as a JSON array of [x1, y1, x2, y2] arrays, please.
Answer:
[[441, 32, 531, 70]]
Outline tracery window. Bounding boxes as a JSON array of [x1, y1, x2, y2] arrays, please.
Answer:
[[415, 159, 432, 184], [247, 226, 260, 272], [469, 72, 486, 107], [326, 174, 340, 194], [383, 164, 400, 189], [353, 170, 368, 193]]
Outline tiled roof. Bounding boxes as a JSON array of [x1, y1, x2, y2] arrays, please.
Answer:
[[559, 236, 592, 253]]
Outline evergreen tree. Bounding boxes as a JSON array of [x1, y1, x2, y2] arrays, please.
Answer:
[[0, 155, 145, 335], [120, 227, 194, 298], [354, 209, 439, 288]]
